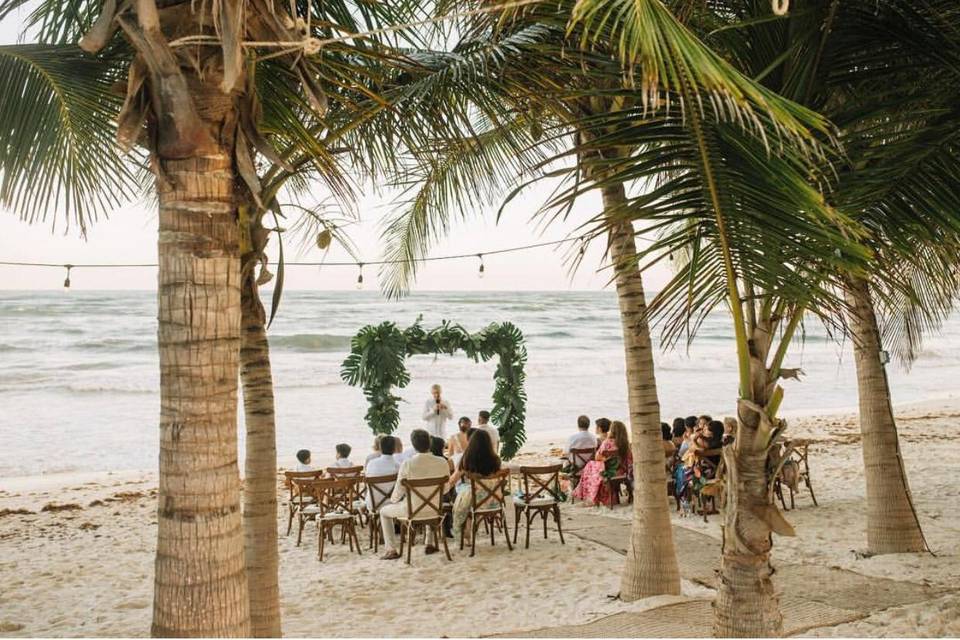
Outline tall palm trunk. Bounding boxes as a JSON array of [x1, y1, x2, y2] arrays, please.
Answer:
[[240, 264, 282, 637], [604, 186, 681, 600], [845, 276, 926, 554], [152, 150, 250, 636], [714, 314, 793, 637]]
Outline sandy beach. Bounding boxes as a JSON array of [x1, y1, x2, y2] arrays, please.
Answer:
[[1, 398, 957, 637]]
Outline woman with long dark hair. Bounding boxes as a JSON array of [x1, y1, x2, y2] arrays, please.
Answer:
[[572, 420, 632, 506], [447, 429, 501, 537]]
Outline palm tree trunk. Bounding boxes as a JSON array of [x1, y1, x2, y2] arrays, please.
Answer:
[[845, 276, 926, 554], [714, 318, 789, 637], [152, 152, 250, 637], [604, 185, 681, 600], [240, 269, 283, 637]]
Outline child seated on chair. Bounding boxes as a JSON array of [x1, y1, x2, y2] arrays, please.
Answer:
[[331, 443, 354, 468], [295, 449, 316, 472]]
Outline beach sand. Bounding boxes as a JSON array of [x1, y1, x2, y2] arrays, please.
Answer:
[[0, 398, 957, 637]]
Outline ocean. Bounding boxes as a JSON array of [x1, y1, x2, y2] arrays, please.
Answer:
[[1, 289, 958, 477]]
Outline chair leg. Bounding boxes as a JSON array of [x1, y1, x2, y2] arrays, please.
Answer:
[[318, 524, 326, 561], [287, 505, 294, 536], [440, 524, 453, 561], [352, 522, 362, 556], [513, 507, 521, 545], [525, 510, 532, 549], [543, 510, 548, 539], [470, 517, 479, 558], [297, 514, 305, 546], [806, 476, 818, 506], [489, 516, 496, 547], [502, 513, 513, 551], [405, 525, 413, 565], [554, 505, 565, 545]]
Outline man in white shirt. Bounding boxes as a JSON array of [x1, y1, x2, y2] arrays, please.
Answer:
[[379, 429, 450, 560], [476, 410, 500, 455], [565, 415, 598, 462], [422, 383, 453, 439], [364, 435, 400, 511]]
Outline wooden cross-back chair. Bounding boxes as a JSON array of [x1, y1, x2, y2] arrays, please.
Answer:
[[772, 439, 817, 510], [601, 455, 634, 508], [398, 476, 453, 564], [460, 470, 513, 557], [564, 447, 596, 499], [298, 478, 363, 561], [514, 464, 565, 549], [363, 473, 397, 553], [326, 465, 367, 524], [284, 470, 322, 536]]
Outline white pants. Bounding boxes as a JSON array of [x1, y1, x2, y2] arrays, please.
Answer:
[[380, 502, 436, 553]]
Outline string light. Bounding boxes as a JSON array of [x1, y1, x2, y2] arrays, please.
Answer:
[[0, 235, 602, 287]]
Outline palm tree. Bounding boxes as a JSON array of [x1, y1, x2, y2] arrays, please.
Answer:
[[377, 0, 839, 608], [0, 0, 428, 634], [699, 0, 960, 555]]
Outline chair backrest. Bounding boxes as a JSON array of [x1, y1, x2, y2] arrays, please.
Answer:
[[401, 476, 447, 521], [569, 447, 596, 471], [310, 477, 360, 516], [518, 464, 562, 503], [466, 469, 509, 513], [284, 470, 322, 498], [326, 465, 363, 479], [364, 473, 398, 513]]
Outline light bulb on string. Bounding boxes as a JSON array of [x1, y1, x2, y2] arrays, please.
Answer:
[[356, 263, 364, 290], [477, 254, 485, 279], [63, 264, 73, 289]]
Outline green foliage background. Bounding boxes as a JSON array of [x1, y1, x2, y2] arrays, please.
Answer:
[[340, 319, 528, 459]]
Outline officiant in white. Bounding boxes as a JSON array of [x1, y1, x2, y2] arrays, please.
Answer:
[[422, 383, 453, 438]]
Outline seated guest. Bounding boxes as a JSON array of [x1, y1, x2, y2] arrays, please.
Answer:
[[698, 415, 713, 432], [476, 410, 500, 455], [364, 435, 384, 465], [397, 434, 418, 462], [564, 414, 598, 463], [295, 449, 316, 472], [572, 420, 632, 506], [704, 420, 724, 465], [364, 435, 400, 511], [379, 429, 450, 560], [671, 418, 686, 448], [431, 435, 457, 538], [330, 443, 354, 468], [446, 429, 501, 539], [661, 422, 676, 457], [431, 436, 456, 475], [446, 416, 471, 464], [595, 417, 612, 443]]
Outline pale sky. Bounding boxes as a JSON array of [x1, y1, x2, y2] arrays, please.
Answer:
[[0, 8, 675, 293]]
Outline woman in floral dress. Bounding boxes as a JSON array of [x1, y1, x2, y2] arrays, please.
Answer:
[[572, 420, 632, 506]]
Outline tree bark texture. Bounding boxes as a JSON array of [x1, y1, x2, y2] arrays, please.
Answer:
[[240, 267, 283, 637], [845, 276, 927, 554], [604, 186, 682, 601]]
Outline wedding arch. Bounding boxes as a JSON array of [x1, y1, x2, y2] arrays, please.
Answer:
[[340, 319, 528, 460]]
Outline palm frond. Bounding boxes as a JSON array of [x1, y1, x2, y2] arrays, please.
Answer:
[[0, 44, 141, 235]]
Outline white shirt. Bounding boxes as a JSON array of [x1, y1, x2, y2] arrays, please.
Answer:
[[391, 452, 451, 503], [330, 458, 355, 469], [364, 454, 400, 511], [422, 398, 454, 438], [396, 448, 416, 463], [565, 430, 598, 461], [477, 423, 500, 455], [296, 462, 317, 472]]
